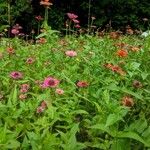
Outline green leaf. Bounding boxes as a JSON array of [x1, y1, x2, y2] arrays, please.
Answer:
[[6, 140, 20, 149], [121, 88, 143, 100], [111, 139, 131, 150], [103, 90, 110, 104], [141, 72, 148, 80], [105, 114, 122, 127], [116, 131, 150, 147]]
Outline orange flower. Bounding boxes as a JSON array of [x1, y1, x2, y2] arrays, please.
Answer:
[[130, 46, 140, 52], [104, 63, 126, 76], [36, 38, 47, 44], [121, 96, 134, 107], [40, 0, 53, 7], [7, 47, 15, 54], [116, 49, 128, 57], [114, 42, 128, 49], [109, 32, 120, 39]]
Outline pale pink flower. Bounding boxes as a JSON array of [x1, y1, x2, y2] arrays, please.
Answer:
[[77, 81, 89, 88], [73, 19, 80, 24], [26, 57, 35, 64], [42, 77, 60, 88], [10, 71, 23, 80], [19, 94, 27, 100], [67, 13, 78, 20], [75, 24, 81, 28], [11, 29, 19, 35], [55, 88, 64, 95], [65, 50, 77, 57], [20, 84, 30, 93], [36, 106, 45, 113]]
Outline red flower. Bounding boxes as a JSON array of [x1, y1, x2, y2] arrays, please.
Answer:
[[116, 49, 128, 57], [77, 81, 89, 88]]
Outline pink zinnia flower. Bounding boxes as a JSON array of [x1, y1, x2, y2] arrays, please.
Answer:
[[73, 19, 80, 24], [11, 29, 19, 35], [41, 101, 47, 109], [36, 106, 45, 113], [20, 84, 30, 93], [67, 13, 78, 20], [65, 50, 77, 57], [75, 24, 81, 28], [77, 81, 89, 88], [55, 88, 64, 95], [10, 71, 23, 80], [42, 77, 60, 88], [26, 57, 35, 64]]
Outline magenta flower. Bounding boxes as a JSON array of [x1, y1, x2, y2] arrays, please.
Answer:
[[10, 71, 23, 80], [65, 50, 77, 57], [55, 88, 64, 95], [67, 13, 78, 20], [42, 77, 60, 88]]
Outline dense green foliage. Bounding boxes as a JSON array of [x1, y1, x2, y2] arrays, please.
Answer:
[[0, 0, 150, 33]]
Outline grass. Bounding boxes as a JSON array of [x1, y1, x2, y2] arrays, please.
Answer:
[[0, 34, 150, 149]]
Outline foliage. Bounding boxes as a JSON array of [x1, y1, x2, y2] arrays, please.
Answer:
[[0, 34, 150, 149]]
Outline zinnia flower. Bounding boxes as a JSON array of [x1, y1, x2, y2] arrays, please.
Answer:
[[19, 94, 27, 100], [67, 13, 78, 20], [10, 71, 23, 79], [72, 19, 80, 24], [75, 24, 81, 28], [121, 96, 134, 107], [132, 80, 142, 88], [55, 88, 64, 95], [65, 50, 77, 57], [26, 57, 35, 64], [116, 49, 128, 57], [40, 0, 53, 7], [20, 84, 30, 93], [7, 47, 15, 54], [42, 77, 60, 88], [76, 81, 89, 88]]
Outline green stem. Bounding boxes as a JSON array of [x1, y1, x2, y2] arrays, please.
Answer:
[[88, 0, 91, 34], [7, 0, 11, 45]]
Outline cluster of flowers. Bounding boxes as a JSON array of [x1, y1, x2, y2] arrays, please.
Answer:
[[67, 13, 80, 28], [115, 42, 141, 58], [104, 63, 126, 76]]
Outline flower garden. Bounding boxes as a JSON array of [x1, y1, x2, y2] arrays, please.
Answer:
[[0, 0, 150, 149]]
